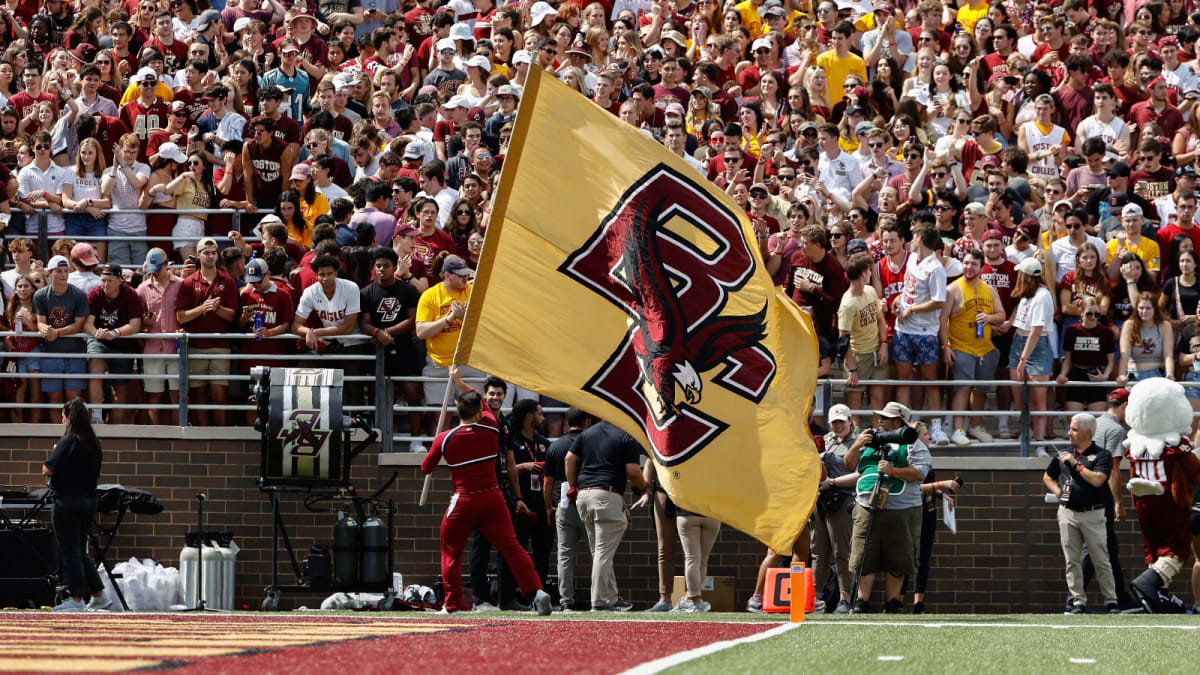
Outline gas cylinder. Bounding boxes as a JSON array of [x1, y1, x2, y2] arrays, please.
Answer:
[[333, 512, 360, 586], [360, 512, 388, 586]]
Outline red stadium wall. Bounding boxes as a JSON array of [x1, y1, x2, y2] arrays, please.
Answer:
[[0, 425, 1159, 613]]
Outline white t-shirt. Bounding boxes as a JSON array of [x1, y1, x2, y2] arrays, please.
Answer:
[[1013, 285, 1055, 332], [69, 168, 105, 202], [896, 252, 947, 336], [817, 149, 863, 202], [1049, 235, 1107, 282], [317, 182, 351, 204], [296, 278, 362, 342], [0, 268, 20, 298]]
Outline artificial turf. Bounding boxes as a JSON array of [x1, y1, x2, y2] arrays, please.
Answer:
[[653, 614, 1200, 674]]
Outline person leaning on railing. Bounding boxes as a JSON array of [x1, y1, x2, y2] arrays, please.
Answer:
[[136, 248, 182, 426], [33, 255, 89, 406], [175, 237, 238, 426], [83, 263, 143, 425]]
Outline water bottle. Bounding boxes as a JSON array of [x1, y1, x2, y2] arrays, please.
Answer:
[[14, 318, 22, 334], [1127, 358, 1138, 383], [254, 311, 263, 340]]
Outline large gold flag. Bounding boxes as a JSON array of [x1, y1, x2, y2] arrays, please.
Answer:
[[456, 67, 821, 552]]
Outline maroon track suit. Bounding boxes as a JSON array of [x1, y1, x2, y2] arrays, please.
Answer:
[[422, 399, 542, 611]]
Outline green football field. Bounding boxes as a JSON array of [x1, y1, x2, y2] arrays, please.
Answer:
[[642, 613, 1200, 674]]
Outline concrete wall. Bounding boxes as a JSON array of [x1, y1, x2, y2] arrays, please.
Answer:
[[0, 425, 1158, 613]]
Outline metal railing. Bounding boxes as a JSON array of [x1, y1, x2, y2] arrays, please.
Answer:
[[2, 208, 271, 262]]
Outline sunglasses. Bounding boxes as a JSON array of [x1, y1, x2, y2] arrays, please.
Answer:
[[755, 49, 770, 55], [930, 171, 948, 178], [306, 142, 320, 148], [1039, 26, 1055, 32], [868, 142, 885, 148], [139, 81, 155, 86], [455, 209, 472, 215], [469, 238, 484, 244], [918, 37, 934, 42], [1084, 311, 1100, 317], [723, 156, 740, 163], [816, 7, 832, 12], [440, 49, 455, 54], [829, 232, 844, 238], [956, 118, 971, 124], [392, 187, 404, 193], [1067, 222, 1083, 229], [933, 205, 952, 211], [188, 160, 203, 166], [802, 130, 817, 137], [34, 144, 50, 150], [778, 174, 796, 180], [96, 59, 112, 65]]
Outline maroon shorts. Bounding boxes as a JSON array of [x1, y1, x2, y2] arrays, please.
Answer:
[[1134, 494, 1194, 563]]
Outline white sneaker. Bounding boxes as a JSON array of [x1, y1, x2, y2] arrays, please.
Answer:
[[672, 598, 697, 613], [92, 410, 103, 424], [532, 589, 552, 616], [52, 598, 86, 612], [1035, 447, 1050, 458], [693, 599, 712, 613], [472, 601, 500, 612], [409, 440, 428, 454], [950, 428, 971, 446], [86, 593, 119, 612], [968, 426, 994, 443], [645, 598, 673, 612], [930, 422, 950, 446]]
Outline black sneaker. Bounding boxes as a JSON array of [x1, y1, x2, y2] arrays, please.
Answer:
[[850, 598, 869, 614], [912, 601, 927, 615], [1107, 603, 1120, 614], [1068, 602, 1085, 614], [885, 598, 906, 614]]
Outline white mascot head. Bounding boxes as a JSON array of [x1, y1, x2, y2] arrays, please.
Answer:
[[1124, 377, 1193, 459]]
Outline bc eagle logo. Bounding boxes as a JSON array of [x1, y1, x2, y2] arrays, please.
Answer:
[[560, 164, 776, 466]]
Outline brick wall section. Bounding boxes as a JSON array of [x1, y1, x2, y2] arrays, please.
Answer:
[[0, 427, 1166, 613]]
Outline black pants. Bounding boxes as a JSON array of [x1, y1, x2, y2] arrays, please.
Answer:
[[501, 506, 553, 586], [470, 530, 517, 606], [899, 506, 939, 597], [1083, 501, 1130, 603], [53, 495, 103, 599]]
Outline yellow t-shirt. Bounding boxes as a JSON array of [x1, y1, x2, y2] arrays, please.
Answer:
[[1106, 236, 1162, 272], [300, 193, 331, 230], [815, 50, 867, 105], [416, 281, 472, 366], [956, 0, 990, 34], [119, 81, 174, 106], [947, 277, 995, 357], [734, 0, 763, 36], [837, 284, 882, 354]]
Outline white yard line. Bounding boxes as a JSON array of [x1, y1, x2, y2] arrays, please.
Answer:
[[617, 622, 803, 675], [802, 620, 1200, 630]]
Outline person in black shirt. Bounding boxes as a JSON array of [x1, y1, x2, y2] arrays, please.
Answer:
[[567, 420, 648, 611], [496, 399, 552, 607], [1043, 413, 1119, 613], [43, 398, 115, 612], [542, 407, 594, 611], [359, 246, 422, 436]]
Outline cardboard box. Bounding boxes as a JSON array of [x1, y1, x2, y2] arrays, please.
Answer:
[[671, 575, 735, 612]]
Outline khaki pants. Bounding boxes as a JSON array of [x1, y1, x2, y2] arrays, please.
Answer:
[[1058, 505, 1117, 606], [576, 489, 628, 607], [653, 489, 677, 596], [812, 500, 854, 598], [555, 502, 589, 607], [676, 514, 720, 598]]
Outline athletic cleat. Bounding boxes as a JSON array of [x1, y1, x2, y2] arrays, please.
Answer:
[[1130, 568, 1166, 614], [645, 598, 673, 612], [746, 594, 764, 613], [532, 589, 552, 616], [472, 602, 500, 612]]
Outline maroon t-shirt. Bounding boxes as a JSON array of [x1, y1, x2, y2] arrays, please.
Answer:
[[1052, 85, 1094, 138], [239, 282, 296, 359], [786, 251, 848, 337], [1062, 322, 1115, 370], [177, 270, 240, 349], [247, 137, 287, 207], [1130, 166, 1175, 202], [87, 283, 146, 353], [413, 228, 457, 286], [981, 258, 1018, 316], [245, 114, 302, 147]]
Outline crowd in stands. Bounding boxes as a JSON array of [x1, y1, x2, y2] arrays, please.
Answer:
[[4, 0, 1200, 451]]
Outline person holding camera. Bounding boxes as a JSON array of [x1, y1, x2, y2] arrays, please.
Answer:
[[1043, 413, 1119, 614], [814, 404, 861, 614], [844, 402, 932, 614]]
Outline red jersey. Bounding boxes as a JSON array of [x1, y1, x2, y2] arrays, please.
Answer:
[[981, 258, 1017, 316], [422, 399, 502, 493], [120, 98, 170, 159], [7, 90, 56, 121], [247, 137, 287, 206], [1126, 438, 1200, 510], [90, 115, 132, 167], [876, 252, 909, 339], [177, 270, 240, 349], [149, 37, 190, 73], [172, 88, 209, 125]]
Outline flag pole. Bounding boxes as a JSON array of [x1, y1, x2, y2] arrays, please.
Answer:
[[418, 360, 458, 506]]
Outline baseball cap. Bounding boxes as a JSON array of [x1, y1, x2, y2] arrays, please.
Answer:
[[144, 248, 167, 274], [763, 6, 787, 18], [828, 403, 852, 423], [1158, 36, 1179, 48], [157, 142, 187, 164], [450, 22, 473, 41], [196, 9, 221, 31], [1052, 199, 1073, 212], [394, 224, 419, 237], [402, 144, 423, 159], [987, 71, 1018, 86], [846, 238, 868, 255], [1176, 164, 1198, 178], [245, 258, 269, 283], [233, 16, 252, 33], [854, 121, 875, 136], [288, 7, 316, 24], [444, 95, 471, 109], [99, 263, 123, 277], [70, 44, 97, 64], [466, 55, 492, 71], [170, 100, 188, 114], [529, 0, 557, 26], [665, 103, 685, 116], [47, 255, 71, 270], [258, 214, 283, 227], [1106, 161, 1131, 177], [662, 30, 688, 46], [290, 163, 312, 181], [1015, 257, 1043, 276], [874, 402, 912, 425], [751, 37, 772, 52], [512, 50, 532, 65], [135, 66, 157, 83], [196, 237, 219, 251], [1107, 387, 1130, 405], [845, 105, 865, 118], [497, 84, 521, 98], [442, 255, 474, 277], [71, 243, 99, 266], [963, 202, 987, 216], [983, 229, 1005, 242], [436, 37, 456, 52], [1122, 203, 1144, 218], [691, 86, 712, 99]]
